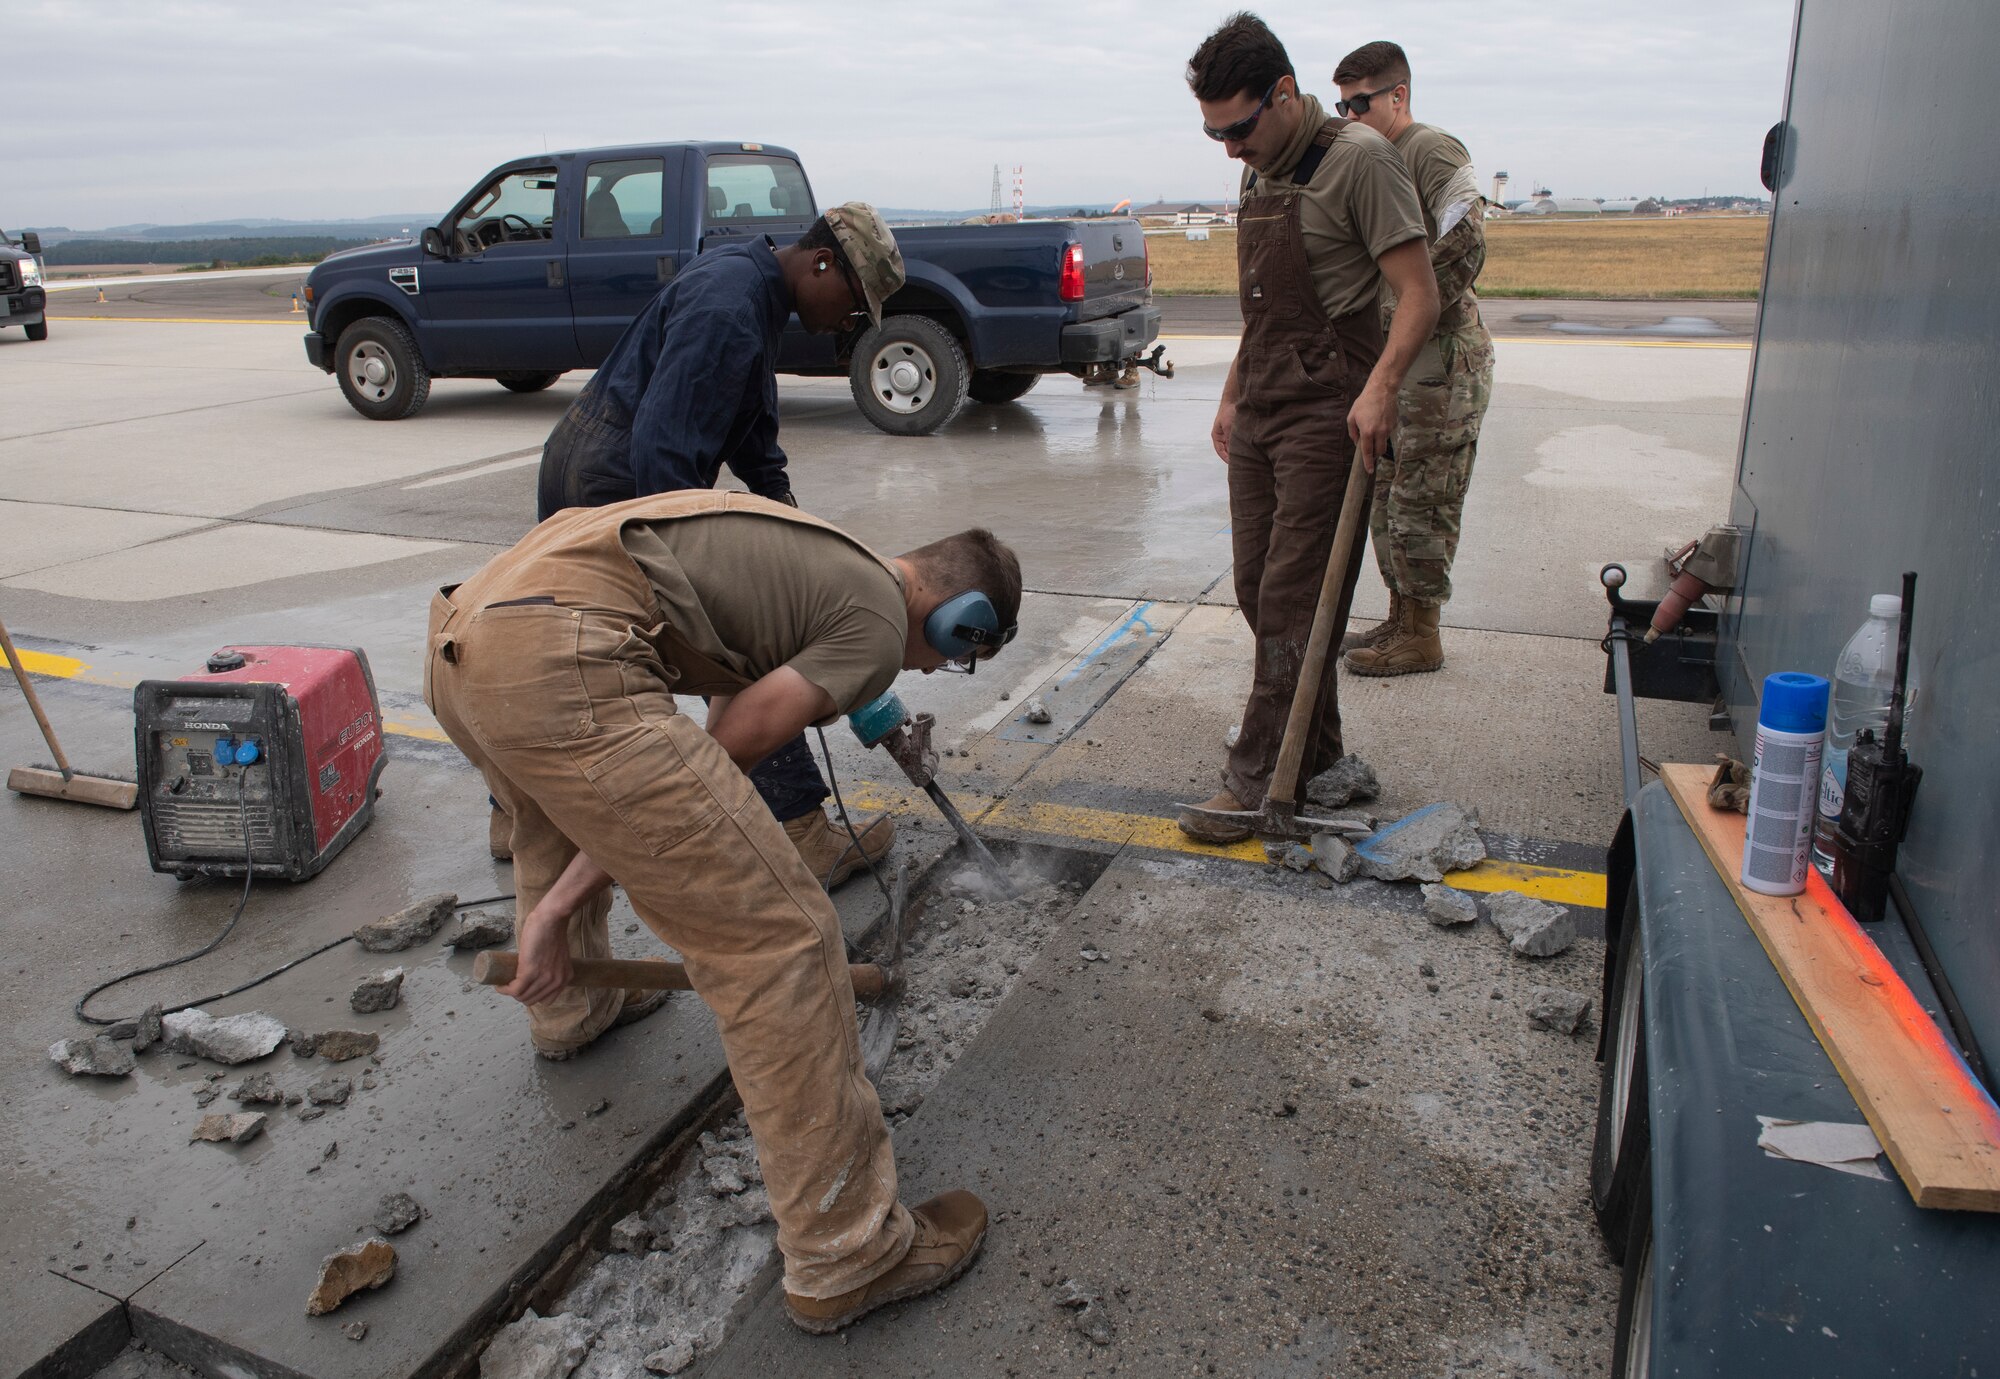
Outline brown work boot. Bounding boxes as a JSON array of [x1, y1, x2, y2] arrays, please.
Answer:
[[1344, 599, 1444, 677], [1339, 591, 1404, 655], [1177, 787, 1254, 844], [489, 804, 513, 861], [785, 809, 896, 889], [534, 988, 671, 1062], [785, 1189, 989, 1334]]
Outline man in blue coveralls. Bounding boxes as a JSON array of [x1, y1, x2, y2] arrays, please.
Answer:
[[514, 201, 909, 891]]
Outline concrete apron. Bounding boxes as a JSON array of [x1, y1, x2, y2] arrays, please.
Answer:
[[701, 846, 1620, 1377]]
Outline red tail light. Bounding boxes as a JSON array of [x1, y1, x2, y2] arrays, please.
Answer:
[[1059, 242, 1085, 301]]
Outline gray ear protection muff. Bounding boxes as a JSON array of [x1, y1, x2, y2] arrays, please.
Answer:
[[924, 590, 1018, 661]]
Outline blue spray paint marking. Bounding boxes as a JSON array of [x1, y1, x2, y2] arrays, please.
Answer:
[[1053, 602, 1156, 689], [998, 602, 1159, 742], [1352, 801, 1447, 864]]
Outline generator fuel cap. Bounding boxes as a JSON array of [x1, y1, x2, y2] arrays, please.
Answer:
[[206, 650, 247, 674]]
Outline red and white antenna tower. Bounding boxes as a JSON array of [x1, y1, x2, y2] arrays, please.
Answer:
[[1012, 166, 1024, 220]]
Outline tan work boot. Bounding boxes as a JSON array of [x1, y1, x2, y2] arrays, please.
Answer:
[[785, 809, 896, 889], [1344, 599, 1444, 676], [489, 804, 513, 861], [534, 988, 672, 1062], [1177, 787, 1254, 844], [1339, 591, 1404, 655], [785, 1189, 989, 1334]]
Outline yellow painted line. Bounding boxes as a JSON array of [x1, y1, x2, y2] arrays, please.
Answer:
[[49, 316, 301, 326], [1439, 858, 1607, 909], [4, 647, 88, 678], [381, 713, 452, 744]]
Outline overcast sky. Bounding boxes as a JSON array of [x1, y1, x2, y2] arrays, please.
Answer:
[[20, 0, 1794, 230]]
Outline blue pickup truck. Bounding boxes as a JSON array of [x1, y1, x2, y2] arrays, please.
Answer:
[[0, 227, 48, 341], [301, 142, 1165, 435]]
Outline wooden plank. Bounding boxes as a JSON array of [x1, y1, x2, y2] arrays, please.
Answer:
[[7, 765, 139, 810], [1661, 762, 2000, 1211]]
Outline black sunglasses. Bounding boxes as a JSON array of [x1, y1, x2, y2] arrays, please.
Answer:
[[1334, 82, 1401, 118], [1203, 81, 1279, 143]]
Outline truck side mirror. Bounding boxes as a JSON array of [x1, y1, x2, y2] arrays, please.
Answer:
[[420, 227, 450, 258], [20, 232, 40, 255]]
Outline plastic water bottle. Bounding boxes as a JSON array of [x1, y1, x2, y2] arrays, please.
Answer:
[[1741, 672, 1829, 897], [1810, 595, 1918, 876]]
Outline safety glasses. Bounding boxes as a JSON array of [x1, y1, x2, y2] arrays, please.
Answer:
[[1334, 82, 1400, 118], [1202, 81, 1279, 142]]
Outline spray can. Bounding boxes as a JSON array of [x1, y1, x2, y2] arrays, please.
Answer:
[[1740, 672, 1830, 897]]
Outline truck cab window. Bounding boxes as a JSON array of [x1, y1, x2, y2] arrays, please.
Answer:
[[453, 168, 558, 253], [704, 155, 813, 227], [583, 158, 666, 240]]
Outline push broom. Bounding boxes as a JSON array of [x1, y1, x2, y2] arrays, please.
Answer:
[[1, 614, 138, 809]]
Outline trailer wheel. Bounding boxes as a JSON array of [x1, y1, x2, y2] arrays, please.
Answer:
[[1590, 889, 1651, 1260], [336, 317, 431, 420], [849, 316, 969, 436], [498, 372, 563, 394], [25, 320, 48, 341], [1609, 1167, 1656, 1378], [967, 369, 1039, 405]]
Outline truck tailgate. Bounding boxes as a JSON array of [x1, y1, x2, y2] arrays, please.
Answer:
[[1065, 218, 1149, 320]]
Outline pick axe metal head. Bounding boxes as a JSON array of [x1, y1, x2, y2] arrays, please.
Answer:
[[1175, 797, 1375, 845]]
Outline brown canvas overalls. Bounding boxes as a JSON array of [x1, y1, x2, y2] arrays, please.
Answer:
[[423, 490, 914, 1300], [1225, 117, 1387, 808]]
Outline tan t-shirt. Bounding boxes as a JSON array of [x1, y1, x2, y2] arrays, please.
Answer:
[[620, 512, 907, 717], [1241, 94, 1427, 320], [1392, 123, 1474, 241]]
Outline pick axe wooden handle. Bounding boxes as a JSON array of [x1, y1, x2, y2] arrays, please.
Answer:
[[472, 950, 891, 1001]]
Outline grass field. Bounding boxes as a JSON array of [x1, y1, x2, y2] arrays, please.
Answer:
[[1148, 215, 1767, 299]]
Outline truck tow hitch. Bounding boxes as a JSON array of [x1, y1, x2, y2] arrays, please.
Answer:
[[1133, 344, 1175, 379]]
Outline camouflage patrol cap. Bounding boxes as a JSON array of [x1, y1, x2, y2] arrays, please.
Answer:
[[822, 201, 904, 326]]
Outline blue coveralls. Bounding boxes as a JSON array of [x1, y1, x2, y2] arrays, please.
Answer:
[[535, 236, 828, 822]]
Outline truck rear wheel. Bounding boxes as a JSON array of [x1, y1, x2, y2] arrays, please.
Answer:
[[968, 369, 1039, 405], [336, 317, 431, 421], [1591, 891, 1651, 1261], [498, 372, 563, 394], [25, 320, 48, 341], [849, 316, 969, 436], [1609, 1169, 1655, 1377]]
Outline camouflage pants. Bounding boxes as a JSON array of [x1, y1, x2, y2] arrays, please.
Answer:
[[1370, 321, 1495, 604]]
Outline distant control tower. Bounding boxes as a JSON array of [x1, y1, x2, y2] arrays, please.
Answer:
[[1492, 170, 1509, 204]]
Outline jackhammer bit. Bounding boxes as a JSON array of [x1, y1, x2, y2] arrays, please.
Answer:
[[849, 690, 1017, 898]]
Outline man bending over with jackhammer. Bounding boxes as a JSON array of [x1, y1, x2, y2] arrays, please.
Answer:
[[424, 488, 1019, 1327]]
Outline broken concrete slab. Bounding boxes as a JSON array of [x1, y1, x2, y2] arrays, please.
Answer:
[[161, 1009, 288, 1065], [1309, 833, 1360, 883], [191, 1112, 267, 1145], [349, 968, 405, 1015], [49, 1035, 136, 1078], [1306, 754, 1381, 809], [104, 1019, 140, 1041], [1527, 987, 1593, 1035], [1487, 892, 1578, 958], [304, 1238, 396, 1316], [228, 1072, 283, 1105], [1421, 883, 1481, 926], [1021, 697, 1053, 725], [448, 910, 515, 951], [643, 1339, 696, 1375], [309, 1030, 380, 1063], [373, 1193, 422, 1236], [133, 1003, 164, 1054], [352, 893, 455, 954], [606, 1213, 652, 1254], [1354, 803, 1487, 884], [478, 1308, 592, 1379], [305, 1075, 352, 1105]]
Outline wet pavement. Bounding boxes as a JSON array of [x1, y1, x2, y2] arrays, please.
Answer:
[[1, 278, 1743, 1376]]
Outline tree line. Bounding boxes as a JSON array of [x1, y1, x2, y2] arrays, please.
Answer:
[[43, 236, 368, 267]]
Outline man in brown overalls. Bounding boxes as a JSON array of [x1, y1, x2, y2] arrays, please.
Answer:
[[425, 490, 1019, 1330], [1179, 13, 1440, 844]]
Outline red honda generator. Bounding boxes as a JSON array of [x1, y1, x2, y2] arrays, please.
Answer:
[[134, 646, 387, 881]]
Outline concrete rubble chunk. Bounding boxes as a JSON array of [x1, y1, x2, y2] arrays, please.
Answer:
[[1354, 803, 1486, 884], [350, 968, 406, 1014], [1054, 1278, 1114, 1345], [229, 1072, 284, 1104], [1487, 892, 1577, 958], [1527, 986, 1593, 1034], [305, 1237, 397, 1316], [702, 1156, 746, 1196], [607, 1212, 652, 1253], [353, 893, 456, 953], [307, 1075, 353, 1105], [448, 911, 515, 951], [343, 1322, 368, 1342], [104, 1019, 139, 1041], [1021, 697, 1053, 724], [192, 1111, 267, 1145], [1309, 833, 1361, 883], [1268, 841, 1313, 872], [133, 1004, 164, 1054], [1421, 883, 1481, 926], [479, 1308, 592, 1379], [48, 1036, 136, 1078], [162, 1009, 288, 1065], [643, 1340, 696, 1375], [1223, 723, 1241, 749], [310, 1030, 380, 1063], [374, 1191, 423, 1235], [1306, 754, 1381, 809]]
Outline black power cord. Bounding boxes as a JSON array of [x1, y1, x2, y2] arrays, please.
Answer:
[[814, 726, 894, 911]]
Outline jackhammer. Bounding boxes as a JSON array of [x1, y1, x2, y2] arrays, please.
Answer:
[[847, 690, 1016, 897]]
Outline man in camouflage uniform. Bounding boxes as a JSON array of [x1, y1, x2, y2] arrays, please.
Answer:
[[1333, 41, 1496, 676]]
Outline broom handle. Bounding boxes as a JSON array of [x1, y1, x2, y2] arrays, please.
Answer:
[[0, 616, 74, 781], [1269, 454, 1373, 806]]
